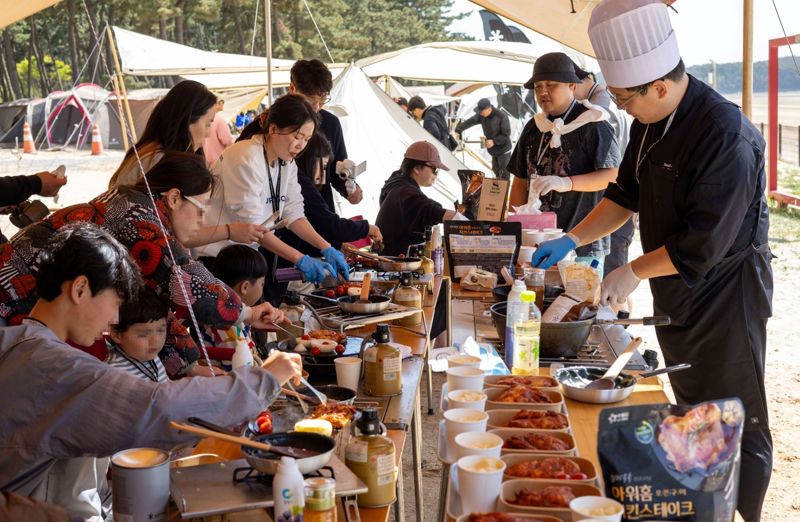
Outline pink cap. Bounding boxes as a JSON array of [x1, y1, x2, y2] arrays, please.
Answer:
[[404, 141, 450, 171]]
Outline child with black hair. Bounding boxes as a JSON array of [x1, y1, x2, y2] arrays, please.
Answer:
[[106, 287, 169, 383]]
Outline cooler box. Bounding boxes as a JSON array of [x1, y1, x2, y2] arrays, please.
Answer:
[[507, 212, 557, 230]]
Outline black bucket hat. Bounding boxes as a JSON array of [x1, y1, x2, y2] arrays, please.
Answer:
[[524, 52, 582, 89]]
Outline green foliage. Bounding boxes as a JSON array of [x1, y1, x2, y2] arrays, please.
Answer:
[[688, 56, 800, 94], [15, 56, 72, 93]]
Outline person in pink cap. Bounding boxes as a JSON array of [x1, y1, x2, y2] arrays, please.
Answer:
[[375, 140, 458, 257], [533, 2, 772, 519]]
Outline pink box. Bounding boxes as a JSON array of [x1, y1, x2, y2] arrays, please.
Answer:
[[507, 212, 558, 230]]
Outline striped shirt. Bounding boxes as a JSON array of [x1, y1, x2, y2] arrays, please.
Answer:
[[106, 347, 167, 383]]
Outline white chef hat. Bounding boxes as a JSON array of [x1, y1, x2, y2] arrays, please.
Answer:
[[588, 0, 680, 88]]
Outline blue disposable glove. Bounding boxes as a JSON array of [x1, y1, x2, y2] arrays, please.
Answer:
[[321, 246, 350, 280], [531, 234, 578, 269], [295, 255, 335, 284]]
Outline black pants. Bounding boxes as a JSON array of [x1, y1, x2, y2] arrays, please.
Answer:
[[491, 152, 511, 180], [738, 427, 773, 521]]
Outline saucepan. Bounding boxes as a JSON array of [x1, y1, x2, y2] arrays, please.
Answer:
[[552, 363, 692, 404], [343, 245, 423, 272], [301, 272, 392, 315]]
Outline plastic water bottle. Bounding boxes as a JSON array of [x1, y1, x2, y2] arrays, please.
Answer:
[[512, 290, 542, 375], [274, 457, 305, 522], [504, 280, 528, 369], [231, 338, 254, 369]]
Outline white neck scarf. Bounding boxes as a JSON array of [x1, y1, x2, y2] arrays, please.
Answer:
[[534, 100, 610, 149]]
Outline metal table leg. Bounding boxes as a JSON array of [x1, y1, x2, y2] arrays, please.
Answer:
[[436, 460, 450, 522], [394, 462, 405, 522], [426, 338, 435, 415], [411, 391, 424, 522]]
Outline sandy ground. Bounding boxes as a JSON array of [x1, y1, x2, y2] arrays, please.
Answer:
[[1, 149, 798, 520]]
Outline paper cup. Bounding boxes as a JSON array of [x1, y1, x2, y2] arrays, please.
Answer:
[[447, 389, 487, 411], [334, 357, 361, 391], [455, 432, 503, 460], [446, 366, 484, 392], [569, 496, 624, 521], [456, 455, 506, 514], [441, 409, 488, 462], [447, 354, 481, 368], [518, 246, 535, 265]]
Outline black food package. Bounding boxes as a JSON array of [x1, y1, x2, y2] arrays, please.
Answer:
[[456, 169, 484, 219], [597, 399, 744, 521]]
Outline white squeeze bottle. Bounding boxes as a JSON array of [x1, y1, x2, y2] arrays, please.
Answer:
[[231, 338, 254, 369], [274, 456, 305, 522], [504, 280, 528, 369], [512, 290, 542, 376]]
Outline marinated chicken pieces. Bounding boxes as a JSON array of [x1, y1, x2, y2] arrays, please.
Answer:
[[506, 457, 581, 479], [496, 385, 554, 403], [510, 485, 576, 508], [466, 514, 549, 522], [503, 432, 571, 451], [658, 402, 727, 472], [507, 410, 569, 430], [495, 375, 557, 388]]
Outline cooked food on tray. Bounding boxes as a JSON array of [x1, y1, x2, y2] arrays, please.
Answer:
[[506, 457, 588, 480], [507, 410, 569, 430], [503, 432, 571, 452], [465, 513, 545, 522], [309, 403, 357, 429], [308, 329, 348, 344], [494, 375, 558, 388], [495, 385, 555, 404], [509, 485, 576, 508], [658, 402, 728, 472]]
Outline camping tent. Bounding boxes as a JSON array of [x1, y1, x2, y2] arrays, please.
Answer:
[[328, 64, 478, 222], [0, 1, 61, 29]]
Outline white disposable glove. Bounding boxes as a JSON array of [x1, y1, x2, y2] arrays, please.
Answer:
[[600, 262, 641, 306], [336, 159, 356, 177], [530, 175, 572, 196]]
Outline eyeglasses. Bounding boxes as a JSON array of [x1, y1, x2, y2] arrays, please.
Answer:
[[609, 89, 644, 109], [304, 93, 331, 106], [426, 164, 439, 175], [182, 195, 208, 216]]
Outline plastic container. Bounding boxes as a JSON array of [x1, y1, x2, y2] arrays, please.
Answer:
[[504, 280, 528, 369], [392, 272, 422, 326], [273, 457, 305, 522], [303, 477, 337, 522], [511, 291, 541, 376], [362, 324, 402, 397], [231, 338, 254, 369], [346, 408, 397, 507]]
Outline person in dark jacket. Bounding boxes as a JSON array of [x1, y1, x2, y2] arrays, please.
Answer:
[[375, 141, 457, 257], [280, 133, 382, 258], [455, 98, 512, 179], [0, 167, 67, 243], [237, 60, 362, 213], [408, 96, 456, 151]]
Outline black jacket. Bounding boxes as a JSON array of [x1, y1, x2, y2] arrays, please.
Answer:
[[0, 175, 42, 207], [238, 109, 349, 213], [422, 105, 456, 150], [455, 107, 512, 156], [375, 171, 446, 256]]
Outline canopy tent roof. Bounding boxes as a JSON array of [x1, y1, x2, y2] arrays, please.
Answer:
[[373, 76, 459, 106], [113, 26, 296, 76], [327, 64, 477, 222], [0, 1, 61, 29], [469, 0, 600, 57]]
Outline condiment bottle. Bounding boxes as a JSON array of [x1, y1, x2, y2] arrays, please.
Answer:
[[361, 324, 402, 396], [504, 280, 528, 370], [345, 408, 397, 507], [303, 477, 336, 522], [392, 272, 422, 326], [273, 457, 305, 522], [512, 290, 542, 375]]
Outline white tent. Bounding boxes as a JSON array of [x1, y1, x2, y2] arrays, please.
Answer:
[[373, 76, 458, 106], [328, 64, 480, 222]]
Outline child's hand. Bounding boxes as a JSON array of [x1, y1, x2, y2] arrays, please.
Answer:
[[247, 302, 287, 328], [261, 351, 303, 386]]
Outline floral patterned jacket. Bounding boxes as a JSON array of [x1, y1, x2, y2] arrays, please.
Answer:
[[0, 186, 243, 377]]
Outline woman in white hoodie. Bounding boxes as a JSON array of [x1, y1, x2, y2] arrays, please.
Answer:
[[197, 94, 349, 301]]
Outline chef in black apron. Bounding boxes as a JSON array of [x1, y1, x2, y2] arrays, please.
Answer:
[[532, 2, 773, 520]]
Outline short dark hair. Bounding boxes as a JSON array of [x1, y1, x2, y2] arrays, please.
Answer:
[[36, 223, 141, 303], [408, 96, 426, 112], [290, 59, 333, 96], [210, 245, 268, 287], [627, 59, 686, 93], [396, 97, 408, 107], [113, 286, 169, 332], [296, 133, 333, 180], [263, 94, 320, 136], [134, 151, 214, 197], [400, 157, 426, 177]]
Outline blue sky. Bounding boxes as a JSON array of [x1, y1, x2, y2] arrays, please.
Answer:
[[448, 0, 800, 67]]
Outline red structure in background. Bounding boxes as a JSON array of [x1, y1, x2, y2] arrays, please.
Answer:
[[769, 34, 800, 207]]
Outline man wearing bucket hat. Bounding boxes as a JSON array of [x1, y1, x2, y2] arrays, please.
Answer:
[[532, 1, 773, 518], [509, 51, 621, 267], [455, 98, 513, 179]]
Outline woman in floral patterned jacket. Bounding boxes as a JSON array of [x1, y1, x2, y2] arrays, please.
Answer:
[[0, 151, 285, 377]]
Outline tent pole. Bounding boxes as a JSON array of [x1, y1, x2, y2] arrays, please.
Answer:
[[110, 74, 129, 150], [742, 0, 754, 119], [264, 0, 273, 106], [384, 75, 391, 95], [106, 26, 138, 143]]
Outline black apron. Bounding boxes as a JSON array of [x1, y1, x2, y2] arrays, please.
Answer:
[[637, 101, 773, 432], [260, 155, 289, 306]]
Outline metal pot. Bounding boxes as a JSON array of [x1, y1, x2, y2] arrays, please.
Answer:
[[552, 363, 691, 404], [242, 431, 336, 475], [489, 302, 590, 358]]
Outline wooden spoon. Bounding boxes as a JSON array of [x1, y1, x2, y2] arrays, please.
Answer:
[[359, 272, 372, 304], [585, 337, 643, 390], [170, 420, 319, 458]]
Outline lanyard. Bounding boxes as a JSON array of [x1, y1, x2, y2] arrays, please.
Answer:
[[262, 144, 282, 214], [534, 99, 578, 166], [587, 83, 599, 101], [113, 346, 160, 382], [635, 109, 677, 182]]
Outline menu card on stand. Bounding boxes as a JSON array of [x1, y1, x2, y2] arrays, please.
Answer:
[[476, 178, 510, 221], [443, 221, 521, 280]]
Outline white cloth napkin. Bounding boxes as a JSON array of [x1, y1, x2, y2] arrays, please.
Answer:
[[533, 100, 610, 149]]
